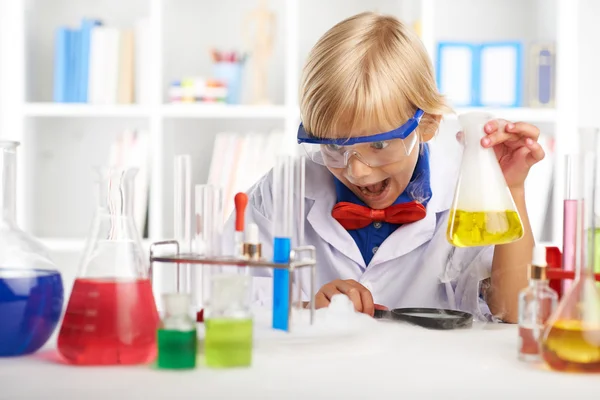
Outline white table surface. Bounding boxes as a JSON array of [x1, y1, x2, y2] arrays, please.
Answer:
[[1, 315, 598, 400]]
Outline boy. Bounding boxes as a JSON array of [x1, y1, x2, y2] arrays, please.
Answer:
[[224, 12, 543, 323]]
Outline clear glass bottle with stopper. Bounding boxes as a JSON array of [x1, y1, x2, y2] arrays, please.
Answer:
[[518, 245, 558, 362], [157, 293, 197, 369]]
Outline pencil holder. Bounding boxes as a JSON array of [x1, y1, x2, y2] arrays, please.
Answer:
[[213, 62, 243, 104]]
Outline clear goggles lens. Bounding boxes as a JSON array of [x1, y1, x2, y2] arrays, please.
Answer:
[[301, 130, 418, 168]]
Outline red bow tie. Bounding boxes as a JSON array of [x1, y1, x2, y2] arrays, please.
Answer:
[[331, 201, 426, 230]]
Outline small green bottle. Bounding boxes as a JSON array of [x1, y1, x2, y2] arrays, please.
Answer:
[[157, 293, 197, 370], [204, 274, 253, 368]]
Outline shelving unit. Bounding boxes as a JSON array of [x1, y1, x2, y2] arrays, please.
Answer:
[[0, 0, 590, 261]]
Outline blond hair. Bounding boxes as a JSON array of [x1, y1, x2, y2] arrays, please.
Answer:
[[300, 12, 450, 138]]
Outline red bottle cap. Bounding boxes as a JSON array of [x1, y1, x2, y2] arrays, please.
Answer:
[[234, 192, 248, 232]]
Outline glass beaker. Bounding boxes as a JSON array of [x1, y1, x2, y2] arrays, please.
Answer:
[[57, 167, 159, 365], [446, 112, 524, 247], [541, 149, 600, 373], [0, 141, 64, 357]]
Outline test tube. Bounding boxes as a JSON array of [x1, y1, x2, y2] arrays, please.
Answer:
[[174, 155, 192, 294], [272, 154, 294, 331], [563, 154, 580, 294], [292, 156, 306, 315], [194, 184, 223, 310]]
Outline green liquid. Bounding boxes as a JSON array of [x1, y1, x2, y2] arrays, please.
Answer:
[[157, 329, 197, 369], [205, 318, 252, 368]]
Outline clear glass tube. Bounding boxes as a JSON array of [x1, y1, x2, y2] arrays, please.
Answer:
[[563, 154, 581, 294], [272, 155, 294, 331], [174, 155, 192, 294], [194, 184, 223, 311], [292, 156, 305, 313]]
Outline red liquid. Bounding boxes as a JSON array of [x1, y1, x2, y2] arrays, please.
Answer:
[[57, 278, 159, 365]]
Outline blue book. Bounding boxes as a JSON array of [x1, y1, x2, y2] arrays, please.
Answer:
[[65, 29, 76, 102], [53, 27, 69, 102], [79, 19, 102, 103]]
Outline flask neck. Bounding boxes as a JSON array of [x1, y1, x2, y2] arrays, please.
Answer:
[[0, 142, 19, 224], [96, 167, 137, 217]]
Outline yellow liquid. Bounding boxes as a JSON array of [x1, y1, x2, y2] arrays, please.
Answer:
[[446, 209, 524, 247], [542, 320, 600, 373]]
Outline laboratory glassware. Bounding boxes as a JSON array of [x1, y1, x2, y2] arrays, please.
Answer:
[[272, 154, 294, 331], [0, 141, 64, 357], [204, 274, 252, 368], [57, 167, 159, 365], [174, 155, 192, 294], [563, 154, 580, 294], [157, 293, 197, 369], [447, 112, 524, 247], [518, 245, 558, 362], [542, 149, 600, 373]]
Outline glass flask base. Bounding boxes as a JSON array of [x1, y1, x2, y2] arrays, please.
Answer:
[[205, 318, 252, 368], [57, 278, 158, 365], [447, 209, 524, 247], [542, 320, 600, 373], [157, 329, 197, 369], [0, 269, 64, 357]]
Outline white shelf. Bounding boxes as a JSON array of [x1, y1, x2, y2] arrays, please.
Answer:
[[161, 103, 288, 119], [23, 103, 151, 118], [449, 107, 557, 123], [22, 103, 289, 120]]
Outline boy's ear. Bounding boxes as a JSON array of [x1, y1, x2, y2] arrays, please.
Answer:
[[419, 114, 442, 142]]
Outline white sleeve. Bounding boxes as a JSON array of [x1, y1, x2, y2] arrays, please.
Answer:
[[449, 245, 497, 322]]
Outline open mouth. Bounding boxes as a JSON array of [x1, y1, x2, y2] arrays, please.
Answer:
[[355, 178, 391, 198]]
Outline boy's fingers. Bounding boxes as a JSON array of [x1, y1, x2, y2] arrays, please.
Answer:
[[321, 284, 344, 302], [315, 292, 330, 309], [505, 121, 541, 140], [526, 139, 545, 165], [336, 280, 364, 312], [359, 288, 375, 316]]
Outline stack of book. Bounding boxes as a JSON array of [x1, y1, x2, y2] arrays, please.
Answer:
[[53, 18, 151, 104]]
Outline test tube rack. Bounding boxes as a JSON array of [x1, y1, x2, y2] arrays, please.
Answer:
[[148, 240, 318, 330]]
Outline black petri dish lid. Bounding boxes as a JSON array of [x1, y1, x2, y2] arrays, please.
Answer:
[[390, 307, 473, 330]]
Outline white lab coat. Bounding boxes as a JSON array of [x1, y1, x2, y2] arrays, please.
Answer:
[[222, 139, 495, 321]]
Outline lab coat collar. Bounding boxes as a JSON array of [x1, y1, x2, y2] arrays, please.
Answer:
[[305, 160, 367, 268], [303, 138, 459, 267]]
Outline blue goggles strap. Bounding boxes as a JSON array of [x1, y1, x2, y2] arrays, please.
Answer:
[[297, 108, 424, 145]]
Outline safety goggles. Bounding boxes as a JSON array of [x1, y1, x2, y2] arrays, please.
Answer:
[[297, 109, 424, 168]]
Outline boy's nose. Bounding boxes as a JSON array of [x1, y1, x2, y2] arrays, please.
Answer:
[[346, 154, 372, 179]]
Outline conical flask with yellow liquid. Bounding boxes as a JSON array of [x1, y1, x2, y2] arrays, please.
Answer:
[[447, 112, 524, 247]]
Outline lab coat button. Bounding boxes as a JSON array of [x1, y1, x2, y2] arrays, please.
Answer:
[[372, 246, 379, 254], [373, 222, 382, 229]]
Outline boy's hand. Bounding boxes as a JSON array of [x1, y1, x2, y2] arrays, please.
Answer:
[[480, 120, 545, 189], [315, 279, 375, 316]]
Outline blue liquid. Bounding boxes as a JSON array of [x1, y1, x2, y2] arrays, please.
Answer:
[[0, 268, 64, 356], [273, 237, 291, 331]]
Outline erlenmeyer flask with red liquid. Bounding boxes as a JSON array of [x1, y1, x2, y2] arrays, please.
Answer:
[[57, 167, 159, 365]]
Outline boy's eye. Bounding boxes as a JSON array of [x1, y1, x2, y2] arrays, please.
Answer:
[[325, 144, 343, 152], [370, 141, 388, 150]]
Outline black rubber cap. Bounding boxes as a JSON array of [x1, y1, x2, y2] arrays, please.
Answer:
[[381, 307, 474, 330]]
